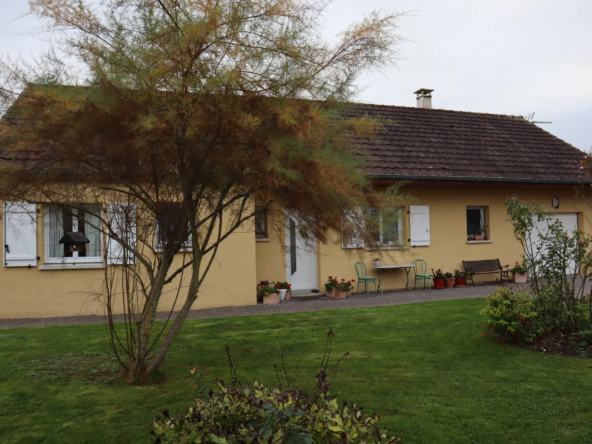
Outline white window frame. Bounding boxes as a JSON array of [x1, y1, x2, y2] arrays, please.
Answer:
[[44, 205, 104, 264], [366, 206, 404, 248]]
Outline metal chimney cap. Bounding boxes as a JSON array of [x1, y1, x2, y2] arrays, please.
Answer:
[[414, 88, 434, 97]]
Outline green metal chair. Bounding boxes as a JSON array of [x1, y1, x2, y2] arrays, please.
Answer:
[[355, 262, 377, 296], [413, 259, 431, 290]]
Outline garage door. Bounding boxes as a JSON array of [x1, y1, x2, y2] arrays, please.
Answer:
[[534, 213, 578, 275]]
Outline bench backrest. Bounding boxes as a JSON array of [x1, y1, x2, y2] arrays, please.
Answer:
[[463, 259, 502, 272]]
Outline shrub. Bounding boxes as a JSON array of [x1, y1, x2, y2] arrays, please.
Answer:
[[152, 381, 398, 443], [151, 333, 400, 443], [479, 288, 544, 345]]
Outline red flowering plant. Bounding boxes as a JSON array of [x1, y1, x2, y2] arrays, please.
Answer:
[[478, 287, 543, 345], [275, 282, 292, 290], [260, 285, 280, 297], [324, 276, 338, 292], [510, 261, 528, 275], [336, 279, 354, 291]]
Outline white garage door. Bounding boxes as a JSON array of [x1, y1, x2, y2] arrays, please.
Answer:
[[534, 213, 578, 275]]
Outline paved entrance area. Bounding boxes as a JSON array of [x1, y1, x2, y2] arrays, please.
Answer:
[[0, 282, 518, 329]]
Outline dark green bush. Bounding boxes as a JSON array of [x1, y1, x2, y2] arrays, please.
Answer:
[[152, 334, 400, 443], [152, 380, 399, 443], [479, 287, 543, 344]]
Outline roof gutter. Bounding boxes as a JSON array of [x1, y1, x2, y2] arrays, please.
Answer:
[[367, 174, 592, 185]]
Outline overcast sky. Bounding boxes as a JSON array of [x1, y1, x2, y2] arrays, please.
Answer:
[[1, 0, 590, 151]]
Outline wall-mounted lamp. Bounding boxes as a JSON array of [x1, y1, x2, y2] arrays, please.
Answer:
[[552, 197, 560, 209]]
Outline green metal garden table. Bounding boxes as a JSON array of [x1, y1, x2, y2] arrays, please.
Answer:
[[374, 264, 414, 292]]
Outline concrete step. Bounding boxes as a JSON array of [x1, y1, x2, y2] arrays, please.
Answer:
[[290, 290, 322, 300]]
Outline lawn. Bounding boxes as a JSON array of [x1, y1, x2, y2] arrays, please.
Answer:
[[1, 298, 592, 443]]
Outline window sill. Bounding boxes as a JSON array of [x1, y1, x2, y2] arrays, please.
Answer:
[[40, 263, 106, 271], [256, 237, 271, 242], [365, 246, 410, 251], [466, 240, 493, 244]]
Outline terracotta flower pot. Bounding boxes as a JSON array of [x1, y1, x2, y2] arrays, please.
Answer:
[[454, 277, 466, 287], [285, 289, 291, 301], [337, 291, 347, 298], [474, 234, 485, 241], [332, 287, 338, 298], [346, 290, 352, 297], [445, 278, 455, 288], [263, 293, 280, 305], [433, 278, 445, 290], [513, 273, 528, 284]]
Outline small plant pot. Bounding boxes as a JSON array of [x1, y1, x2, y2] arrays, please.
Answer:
[[374, 260, 382, 268], [454, 277, 466, 287], [474, 235, 485, 241], [337, 291, 347, 299], [279, 289, 287, 302], [285, 289, 291, 301], [433, 278, 445, 290], [513, 273, 528, 284], [346, 290, 352, 297], [445, 278, 455, 288], [263, 293, 280, 305]]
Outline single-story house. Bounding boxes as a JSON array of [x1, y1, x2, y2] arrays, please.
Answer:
[[1, 89, 590, 318]]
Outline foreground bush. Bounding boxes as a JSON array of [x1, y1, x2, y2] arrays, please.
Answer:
[[152, 380, 398, 443], [152, 334, 400, 443], [479, 288, 543, 345]]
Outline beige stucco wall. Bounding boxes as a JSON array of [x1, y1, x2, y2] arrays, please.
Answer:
[[256, 185, 591, 293], [0, 205, 257, 319]]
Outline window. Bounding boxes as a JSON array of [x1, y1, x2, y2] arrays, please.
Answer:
[[365, 207, 403, 246], [255, 207, 268, 239], [467, 206, 488, 240], [46, 205, 102, 262], [154, 204, 192, 251]]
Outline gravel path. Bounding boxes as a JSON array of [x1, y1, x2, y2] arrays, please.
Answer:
[[0, 282, 514, 330]]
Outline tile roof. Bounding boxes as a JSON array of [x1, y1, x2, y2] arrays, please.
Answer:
[[345, 104, 589, 184]]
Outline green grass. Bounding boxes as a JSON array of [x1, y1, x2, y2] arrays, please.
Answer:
[[1, 299, 592, 443]]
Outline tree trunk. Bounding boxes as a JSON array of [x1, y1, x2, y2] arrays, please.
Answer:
[[145, 289, 199, 376]]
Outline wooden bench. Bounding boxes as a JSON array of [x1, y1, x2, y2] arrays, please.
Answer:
[[462, 259, 510, 287]]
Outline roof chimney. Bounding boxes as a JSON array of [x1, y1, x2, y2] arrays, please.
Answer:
[[414, 88, 434, 109]]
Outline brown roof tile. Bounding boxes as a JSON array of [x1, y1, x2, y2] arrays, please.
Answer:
[[346, 104, 589, 184]]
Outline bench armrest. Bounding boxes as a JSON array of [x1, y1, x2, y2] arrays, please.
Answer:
[[501, 264, 510, 270]]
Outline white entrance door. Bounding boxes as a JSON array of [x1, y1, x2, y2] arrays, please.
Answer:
[[285, 214, 318, 291], [534, 213, 578, 274]]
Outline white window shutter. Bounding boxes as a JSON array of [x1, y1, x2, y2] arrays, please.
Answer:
[[107, 202, 137, 265], [342, 207, 365, 249], [410, 205, 430, 246], [3, 202, 37, 267]]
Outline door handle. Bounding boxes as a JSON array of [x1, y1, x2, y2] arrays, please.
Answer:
[[4, 244, 9, 254]]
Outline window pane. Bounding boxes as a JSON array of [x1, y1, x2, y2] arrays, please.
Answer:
[[383, 208, 400, 244], [467, 209, 482, 235], [48, 206, 63, 258], [289, 218, 297, 275], [84, 207, 101, 257], [365, 208, 380, 243], [255, 208, 267, 238]]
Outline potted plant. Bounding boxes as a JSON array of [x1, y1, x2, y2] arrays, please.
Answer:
[[335, 279, 353, 298], [275, 282, 292, 301], [454, 269, 466, 287], [373, 258, 382, 268], [431, 268, 446, 290], [325, 276, 339, 297], [260, 285, 280, 304], [444, 272, 454, 288], [474, 224, 488, 241], [510, 262, 528, 283]]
